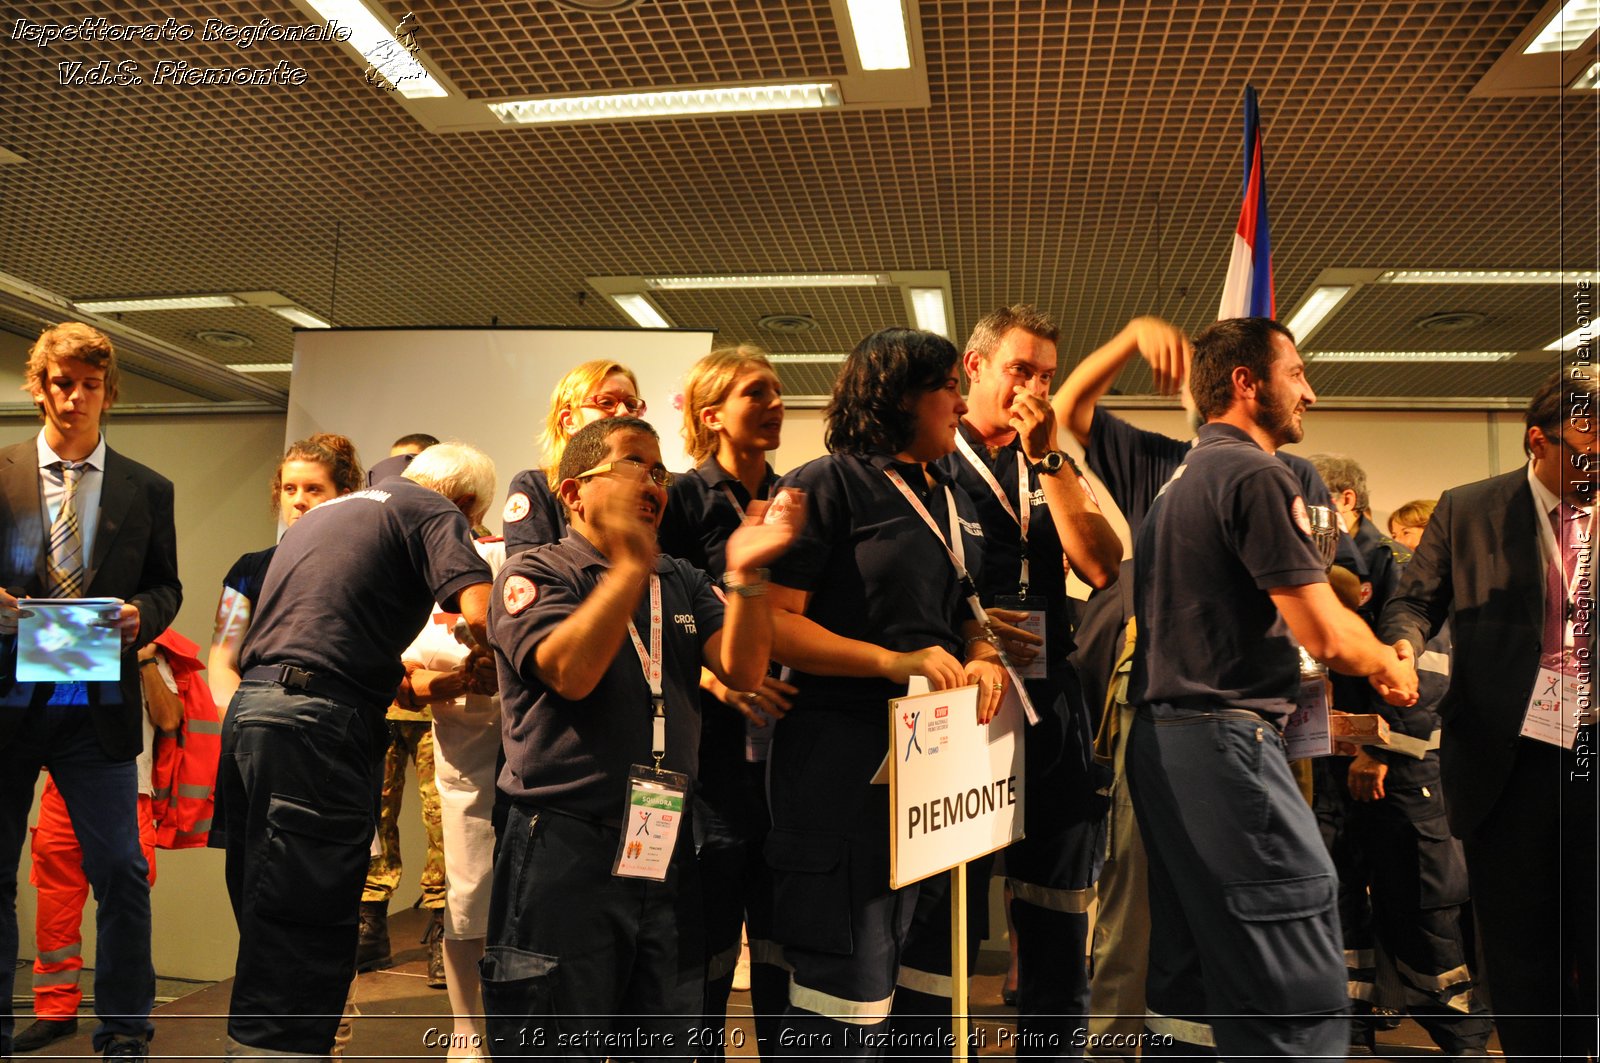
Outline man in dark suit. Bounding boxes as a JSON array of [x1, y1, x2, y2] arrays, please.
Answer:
[[0, 322, 181, 1061], [1380, 367, 1597, 1060]]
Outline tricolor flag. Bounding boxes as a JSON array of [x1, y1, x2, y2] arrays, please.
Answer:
[[1218, 85, 1274, 320]]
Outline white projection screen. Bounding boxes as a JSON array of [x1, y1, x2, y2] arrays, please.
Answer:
[[285, 326, 716, 535]]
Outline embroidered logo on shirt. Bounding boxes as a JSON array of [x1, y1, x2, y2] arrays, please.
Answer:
[[502, 492, 531, 524], [673, 613, 698, 634], [1291, 496, 1313, 537], [502, 575, 537, 616], [958, 517, 985, 538]]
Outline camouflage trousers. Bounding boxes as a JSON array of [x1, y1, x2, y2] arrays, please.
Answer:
[[362, 719, 447, 908]]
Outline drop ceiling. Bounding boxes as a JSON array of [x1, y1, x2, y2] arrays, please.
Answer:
[[0, 0, 1594, 408]]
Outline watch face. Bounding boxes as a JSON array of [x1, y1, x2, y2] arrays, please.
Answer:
[[1043, 452, 1064, 472]]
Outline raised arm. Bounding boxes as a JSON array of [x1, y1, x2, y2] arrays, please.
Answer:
[[1052, 317, 1191, 447]]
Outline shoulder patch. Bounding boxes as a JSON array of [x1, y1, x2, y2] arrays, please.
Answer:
[[1358, 581, 1374, 608], [712, 584, 728, 604], [502, 574, 537, 616], [503, 492, 531, 524], [1077, 475, 1099, 507], [1290, 495, 1313, 537]]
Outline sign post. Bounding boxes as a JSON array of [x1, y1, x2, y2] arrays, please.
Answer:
[[888, 681, 1027, 1054]]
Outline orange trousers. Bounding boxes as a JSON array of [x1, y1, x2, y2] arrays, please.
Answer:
[[27, 777, 157, 1018]]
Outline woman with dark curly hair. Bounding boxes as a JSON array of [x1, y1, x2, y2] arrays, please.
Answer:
[[765, 327, 1009, 1054]]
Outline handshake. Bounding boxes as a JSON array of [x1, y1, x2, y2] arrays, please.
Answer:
[[1367, 639, 1419, 708]]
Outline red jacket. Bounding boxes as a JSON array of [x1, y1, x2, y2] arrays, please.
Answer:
[[147, 629, 221, 849]]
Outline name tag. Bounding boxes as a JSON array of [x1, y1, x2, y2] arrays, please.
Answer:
[[613, 765, 688, 880], [995, 594, 1048, 681], [1520, 666, 1590, 749]]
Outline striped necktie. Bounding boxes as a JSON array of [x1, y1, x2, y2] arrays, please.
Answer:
[[47, 461, 86, 598]]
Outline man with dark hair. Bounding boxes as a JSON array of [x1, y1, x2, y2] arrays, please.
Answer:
[[0, 322, 181, 1061], [1127, 316, 1416, 1057], [483, 416, 798, 1054], [1380, 367, 1598, 1060], [219, 443, 496, 1060], [917, 304, 1121, 1053], [392, 432, 440, 454]]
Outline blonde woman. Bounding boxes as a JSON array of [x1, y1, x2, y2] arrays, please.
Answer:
[[658, 346, 791, 1054], [501, 360, 643, 557]]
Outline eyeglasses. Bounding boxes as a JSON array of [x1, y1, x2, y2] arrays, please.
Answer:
[[575, 459, 674, 488], [580, 394, 647, 417]]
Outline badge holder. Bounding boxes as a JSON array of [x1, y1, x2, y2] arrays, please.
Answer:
[[994, 593, 1047, 681], [1520, 664, 1586, 749], [613, 762, 688, 882]]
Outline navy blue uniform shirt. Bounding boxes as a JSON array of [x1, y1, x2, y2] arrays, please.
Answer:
[[1086, 408, 1352, 571], [936, 421, 1076, 665], [770, 452, 984, 717], [223, 545, 276, 608], [501, 467, 567, 559], [1129, 422, 1328, 720], [241, 479, 491, 711], [659, 457, 778, 577], [491, 531, 725, 821]]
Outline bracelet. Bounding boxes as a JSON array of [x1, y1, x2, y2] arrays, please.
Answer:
[[965, 634, 996, 649], [138, 656, 160, 669], [723, 568, 770, 598]]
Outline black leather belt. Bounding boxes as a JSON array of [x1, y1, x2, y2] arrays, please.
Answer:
[[242, 664, 372, 710]]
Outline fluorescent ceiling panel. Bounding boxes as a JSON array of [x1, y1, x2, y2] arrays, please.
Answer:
[[1546, 325, 1595, 351], [908, 287, 948, 337], [232, 363, 295, 373], [609, 293, 671, 329], [489, 83, 841, 125], [1573, 60, 1600, 88], [1283, 285, 1354, 342], [845, 0, 912, 70], [300, 0, 447, 98], [1312, 351, 1516, 362], [76, 294, 243, 312], [1524, 0, 1600, 53], [1377, 270, 1597, 284], [645, 272, 885, 290], [271, 306, 331, 329]]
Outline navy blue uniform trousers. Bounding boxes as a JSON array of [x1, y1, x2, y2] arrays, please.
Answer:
[[1126, 707, 1347, 1060], [219, 682, 384, 1057]]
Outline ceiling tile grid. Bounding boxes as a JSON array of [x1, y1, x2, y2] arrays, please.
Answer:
[[0, 0, 1593, 404]]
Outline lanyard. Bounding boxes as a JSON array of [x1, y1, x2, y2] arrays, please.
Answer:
[[952, 433, 1031, 595], [1537, 501, 1595, 632], [883, 466, 1039, 724], [625, 573, 667, 767], [881, 467, 988, 627]]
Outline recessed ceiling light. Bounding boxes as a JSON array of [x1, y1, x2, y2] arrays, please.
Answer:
[[271, 306, 330, 329], [908, 287, 949, 337], [645, 272, 885, 290], [232, 363, 294, 373], [608, 293, 671, 329], [757, 314, 818, 334], [1376, 270, 1597, 284], [489, 83, 842, 125], [300, 0, 448, 98], [845, 0, 912, 70], [1414, 311, 1487, 331], [1283, 285, 1353, 342], [76, 294, 243, 312], [1311, 351, 1515, 362], [1524, 0, 1600, 53], [1546, 325, 1595, 351], [195, 329, 255, 348]]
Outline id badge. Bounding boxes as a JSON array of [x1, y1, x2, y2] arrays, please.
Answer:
[[613, 764, 689, 881], [1284, 675, 1333, 760], [995, 594, 1048, 681], [1520, 666, 1587, 749]]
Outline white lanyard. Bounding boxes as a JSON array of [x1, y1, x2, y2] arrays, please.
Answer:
[[1537, 502, 1595, 636], [883, 465, 1039, 725], [625, 573, 667, 766], [882, 467, 982, 624], [952, 432, 1031, 595]]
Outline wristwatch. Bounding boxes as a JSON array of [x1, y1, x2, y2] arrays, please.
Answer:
[[1036, 450, 1069, 476]]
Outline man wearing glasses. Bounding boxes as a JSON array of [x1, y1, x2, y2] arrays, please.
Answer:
[[482, 417, 800, 1056], [1381, 368, 1598, 1061]]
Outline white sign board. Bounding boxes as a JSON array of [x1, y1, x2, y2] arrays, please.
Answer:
[[889, 682, 1026, 888]]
